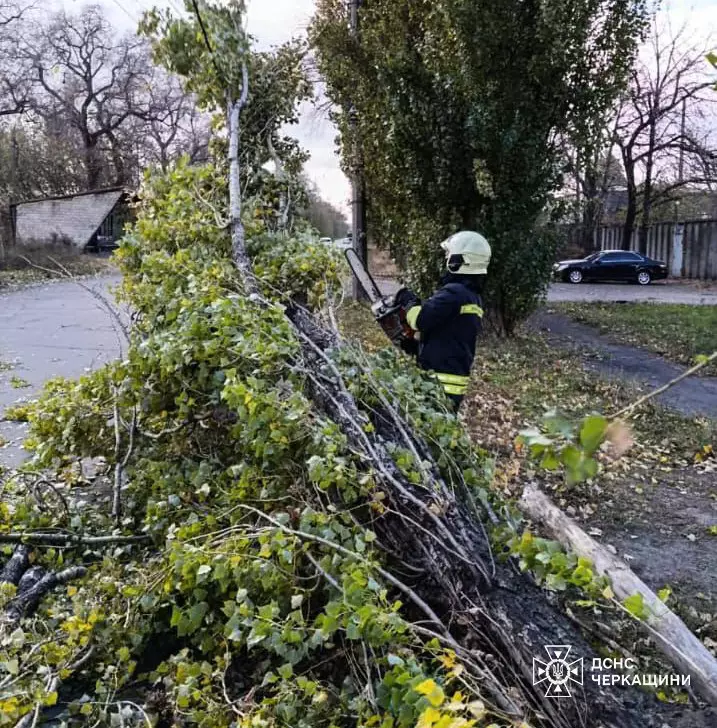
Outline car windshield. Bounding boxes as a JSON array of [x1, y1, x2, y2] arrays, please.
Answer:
[[585, 252, 602, 262]]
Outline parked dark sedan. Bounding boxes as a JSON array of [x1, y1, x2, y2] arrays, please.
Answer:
[[553, 250, 668, 285]]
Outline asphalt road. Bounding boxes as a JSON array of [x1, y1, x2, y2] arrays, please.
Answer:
[[377, 276, 717, 305], [548, 281, 717, 305], [533, 311, 717, 419], [0, 275, 125, 468]]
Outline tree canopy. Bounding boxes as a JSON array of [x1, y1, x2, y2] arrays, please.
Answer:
[[311, 0, 650, 332]]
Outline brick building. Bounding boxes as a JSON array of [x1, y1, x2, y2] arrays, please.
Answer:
[[10, 188, 133, 251]]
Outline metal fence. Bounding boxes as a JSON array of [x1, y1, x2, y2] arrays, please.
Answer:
[[598, 220, 717, 280]]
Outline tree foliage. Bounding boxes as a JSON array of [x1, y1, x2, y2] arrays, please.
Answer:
[[301, 177, 350, 239], [1, 4, 701, 726], [0, 157, 497, 726], [311, 0, 650, 333], [140, 1, 313, 231]]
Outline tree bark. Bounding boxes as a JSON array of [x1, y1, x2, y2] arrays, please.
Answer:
[[622, 169, 637, 250], [638, 124, 657, 255], [0, 545, 30, 585], [520, 484, 717, 706], [84, 140, 102, 190], [228, 63, 254, 289], [4, 566, 87, 624]]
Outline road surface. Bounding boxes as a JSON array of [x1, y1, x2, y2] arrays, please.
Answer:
[[548, 281, 717, 305], [377, 277, 717, 305], [533, 311, 717, 418], [0, 275, 125, 468]]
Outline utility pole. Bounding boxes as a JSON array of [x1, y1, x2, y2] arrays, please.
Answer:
[[674, 98, 686, 224], [678, 97, 686, 186], [349, 0, 368, 300]]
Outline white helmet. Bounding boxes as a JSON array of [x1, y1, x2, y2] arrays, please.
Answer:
[[440, 231, 491, 275]]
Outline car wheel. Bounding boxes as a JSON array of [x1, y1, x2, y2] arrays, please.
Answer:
[[568, 269, 583, 284], [637, 270, 651, 286]]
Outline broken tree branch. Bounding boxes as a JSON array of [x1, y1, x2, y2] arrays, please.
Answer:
[[0, 532, 150, 546], [4, 566, 87, 624], [520, 483, 717, 705]]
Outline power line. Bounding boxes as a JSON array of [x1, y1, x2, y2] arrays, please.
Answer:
[[108, 0, 140, 25], [189, 0, 225, 85]]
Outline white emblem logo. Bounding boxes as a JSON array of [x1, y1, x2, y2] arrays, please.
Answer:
[[533, 645, 583, 698]]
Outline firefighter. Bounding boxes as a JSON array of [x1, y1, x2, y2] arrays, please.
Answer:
[[394, 231, 491, 411]]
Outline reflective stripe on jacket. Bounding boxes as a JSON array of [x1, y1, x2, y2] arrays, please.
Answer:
[[404, 276, 483, 397]]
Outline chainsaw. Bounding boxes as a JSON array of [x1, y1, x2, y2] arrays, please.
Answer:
[[344, 248, 417, 347]]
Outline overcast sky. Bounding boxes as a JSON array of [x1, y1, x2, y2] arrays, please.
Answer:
[[65, 0, 716, 217]]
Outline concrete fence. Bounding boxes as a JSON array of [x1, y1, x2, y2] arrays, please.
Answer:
[[598, 220, 717, 280]]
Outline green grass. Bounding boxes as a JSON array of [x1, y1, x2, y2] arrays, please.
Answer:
[[555, 302, 717, 374], [337, 301, 389, 353]]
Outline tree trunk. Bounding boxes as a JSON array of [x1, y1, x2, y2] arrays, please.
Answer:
[[622, 183, 637, 251], [520, 485, 717, 705], [84, 141, 102, 190], [620, 146, 637, 251], [228, 65, 254, 289], [639, 153, 655, 256]]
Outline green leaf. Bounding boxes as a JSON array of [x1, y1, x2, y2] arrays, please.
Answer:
[[624, 592, 648, 619], [540, 450, 560, 471], [545, 573, 567, 591], [579, 415, 608, 455], [657, 586, 672, 603]]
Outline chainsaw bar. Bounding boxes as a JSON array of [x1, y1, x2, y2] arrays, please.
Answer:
[[344, 248, 383, 304]]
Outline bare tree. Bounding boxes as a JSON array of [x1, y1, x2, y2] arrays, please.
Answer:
[[562, 126, 627, 249], [24, 5, 153, 188], [141, 71, 211, 171], [614, 20, 717, 252], [0, 1, 32, 118]]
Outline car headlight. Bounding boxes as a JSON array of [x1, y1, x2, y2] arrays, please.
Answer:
[[554, 263, 567, 271]]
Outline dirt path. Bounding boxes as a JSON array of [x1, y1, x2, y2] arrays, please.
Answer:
[[532, 310, 717, 418], [0, 275, 125, 468]]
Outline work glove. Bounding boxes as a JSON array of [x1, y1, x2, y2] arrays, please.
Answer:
[[399, 336, 419, 357], [393, 287, 420, 310]]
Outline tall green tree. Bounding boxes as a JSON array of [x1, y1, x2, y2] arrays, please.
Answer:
[[312, 0, 649, 333]]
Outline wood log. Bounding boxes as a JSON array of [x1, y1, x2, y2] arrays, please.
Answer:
[[0, 545, 30, 585], [4, 566, 87, 624], [520, 483, 717, 706]]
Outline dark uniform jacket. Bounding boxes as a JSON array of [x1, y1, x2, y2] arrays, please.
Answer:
[[405, 274, 484, 402]]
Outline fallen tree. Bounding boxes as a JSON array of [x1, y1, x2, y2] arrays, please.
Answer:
[[1, 3, 715, 727], [3, 165, 714, 724]]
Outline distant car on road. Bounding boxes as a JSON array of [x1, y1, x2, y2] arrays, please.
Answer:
[[553, 250, 668, 286], [319, 237, 332, 244]]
